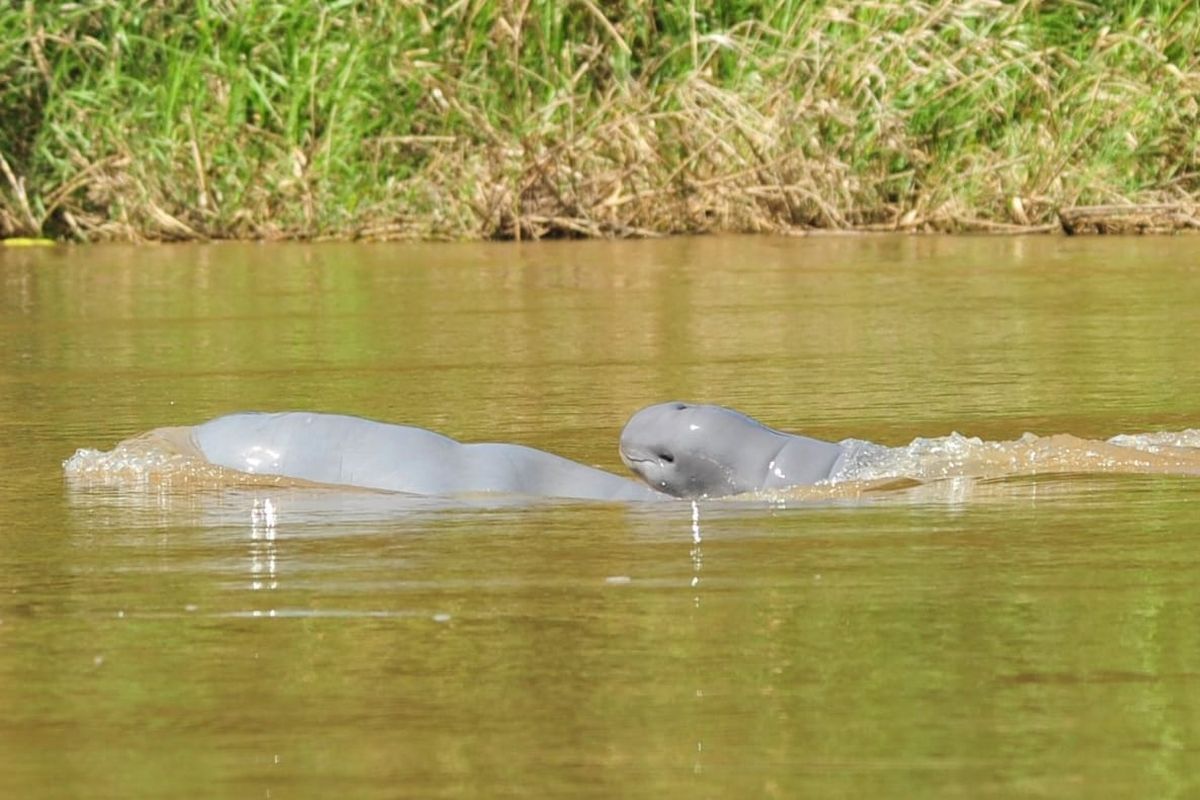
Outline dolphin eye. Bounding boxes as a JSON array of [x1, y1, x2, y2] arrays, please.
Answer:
[[658, 452, 675, 464], [673, 403, 687, 411]]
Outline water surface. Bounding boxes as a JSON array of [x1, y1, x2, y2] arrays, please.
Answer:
[[2, 236, 1200, 798]]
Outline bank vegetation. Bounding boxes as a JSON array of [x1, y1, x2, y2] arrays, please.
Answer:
[[2, 0, 1199, 241]]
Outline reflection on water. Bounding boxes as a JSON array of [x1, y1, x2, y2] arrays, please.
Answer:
[[689, 499, 705, 779], [249, 498, 277, 593], [3, 236, 1200, 798]]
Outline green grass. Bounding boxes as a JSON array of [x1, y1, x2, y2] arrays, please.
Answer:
[[1, 0, 1198, 240]]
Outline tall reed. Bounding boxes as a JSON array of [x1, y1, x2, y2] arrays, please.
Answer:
[[2, 1, 1198, 240]]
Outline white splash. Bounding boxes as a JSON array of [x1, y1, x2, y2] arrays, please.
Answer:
[[827, 429, 1200, 485], [1107, 428, 1200, 451]]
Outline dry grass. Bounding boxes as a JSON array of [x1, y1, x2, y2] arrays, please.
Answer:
[[2, 0, 1199, 241]]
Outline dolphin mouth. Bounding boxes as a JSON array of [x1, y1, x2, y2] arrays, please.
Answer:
[[620, 452, 652, 464], [618, 449, 657, 473], [619, 451, 646, 467]]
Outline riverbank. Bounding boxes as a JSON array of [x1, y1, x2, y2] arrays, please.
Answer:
[[2, 1, 1198, 242]]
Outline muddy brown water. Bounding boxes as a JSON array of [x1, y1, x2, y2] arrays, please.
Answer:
[[2, 236, 1200, 798]]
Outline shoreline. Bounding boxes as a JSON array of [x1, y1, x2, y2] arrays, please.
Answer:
[[5, 200, 1200, 247]]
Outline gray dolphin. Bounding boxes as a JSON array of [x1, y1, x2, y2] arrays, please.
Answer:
[[192, 411, 666, 502], [619, 401, 846, 498]]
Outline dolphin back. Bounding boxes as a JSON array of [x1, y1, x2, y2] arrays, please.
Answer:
[[192, 411, 663, 500], [193, 412, 460, 493]]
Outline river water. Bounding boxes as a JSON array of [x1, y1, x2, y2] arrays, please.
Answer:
[[2, 236, 1199, 798]]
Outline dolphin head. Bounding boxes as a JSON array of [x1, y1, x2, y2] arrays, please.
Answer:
[[618, 401, 781, 498]]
